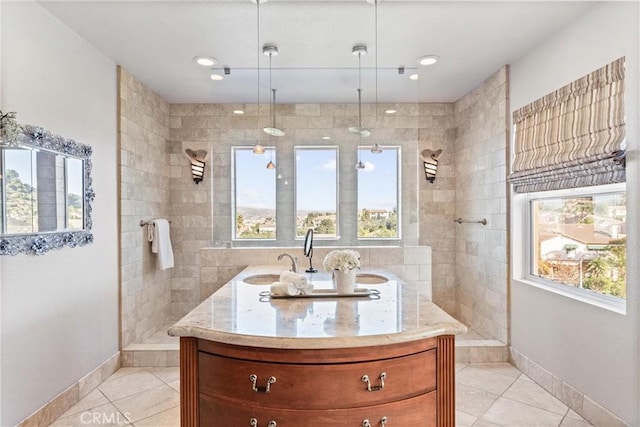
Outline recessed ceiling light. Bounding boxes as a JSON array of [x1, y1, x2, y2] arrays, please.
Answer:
[[409, 73, 419, 81], [418, 55, 440, 66], [194, 56, 217, 67], [385, 109, 397, 114], [321, 136, 331, 140], [210, 74, 224, 81], [233, 110, 245, 115]]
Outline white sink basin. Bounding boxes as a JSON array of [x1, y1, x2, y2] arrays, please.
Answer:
[[242, 274, 281, 285], [355, 273, 388, 284]]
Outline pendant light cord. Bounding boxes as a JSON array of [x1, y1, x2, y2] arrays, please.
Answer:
[[358, 51, 363, 166], [358, 52, 362, 131], [375, 0, 378, 115], [270, 53, 274, 127], [256, 1, 261, 141]]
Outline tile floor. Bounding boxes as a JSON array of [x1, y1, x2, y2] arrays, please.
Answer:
[[51, 362, 592, 427]]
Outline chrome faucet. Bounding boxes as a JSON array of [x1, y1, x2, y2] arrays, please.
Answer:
[[277, 253, 298, 273]]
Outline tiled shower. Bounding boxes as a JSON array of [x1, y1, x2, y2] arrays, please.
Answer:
[[118, 65, 510, 358]]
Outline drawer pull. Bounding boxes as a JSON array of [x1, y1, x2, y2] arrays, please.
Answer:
[[362, 417, 387, 427], [361, 372, 386, 392], [249, 374, 277, 393], [250, 419, 277, 427]]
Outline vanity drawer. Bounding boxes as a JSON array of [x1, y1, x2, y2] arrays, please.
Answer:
[[199, 389, 436, 427], [198, 349, 436, 409]]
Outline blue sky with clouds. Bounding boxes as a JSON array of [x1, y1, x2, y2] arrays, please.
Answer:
[[235, 146, 398, 212]]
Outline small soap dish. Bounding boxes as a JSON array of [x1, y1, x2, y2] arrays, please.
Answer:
[[259, 288, 380, 300]]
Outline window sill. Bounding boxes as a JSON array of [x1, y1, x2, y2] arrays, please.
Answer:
[[514, 276, 626, 315]]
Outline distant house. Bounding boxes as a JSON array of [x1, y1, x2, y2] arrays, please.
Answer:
[[369, 209, 390, 220], [540, 224, 623, 261], [258, 221, 276, 234]]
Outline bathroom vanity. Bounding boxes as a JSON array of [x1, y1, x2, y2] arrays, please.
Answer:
[[169, 266, 466, 427]]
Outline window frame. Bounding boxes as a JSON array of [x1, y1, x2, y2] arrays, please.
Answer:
[[524, 182, 627, 313], [293, 145, 340, 241], [356, 145, 402, 241], [231, 146, 277, 242]]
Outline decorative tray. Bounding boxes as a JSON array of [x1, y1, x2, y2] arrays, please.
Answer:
[[259, 288, 380, 299]]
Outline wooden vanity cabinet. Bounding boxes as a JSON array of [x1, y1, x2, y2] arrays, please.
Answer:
[[180, 335, 456, 427], [200, 391, 436, 426]]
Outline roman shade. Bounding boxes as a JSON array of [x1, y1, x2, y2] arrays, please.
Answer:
[[509, 57, 625, 193]]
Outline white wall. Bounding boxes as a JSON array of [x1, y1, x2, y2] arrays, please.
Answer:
[[0, 2, 118, 425], [510, 2, 639, 424]]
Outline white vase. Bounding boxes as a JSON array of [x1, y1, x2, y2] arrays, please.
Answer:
[[334, 269, 357, 294]]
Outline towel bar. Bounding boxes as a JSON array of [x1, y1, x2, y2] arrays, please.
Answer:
[[453, 217, 487, 225], [140, 219, 172, 227]]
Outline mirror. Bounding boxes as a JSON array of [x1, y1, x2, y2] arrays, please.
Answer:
[[0, 125, 94, 255], [303, 228, 317, 273]]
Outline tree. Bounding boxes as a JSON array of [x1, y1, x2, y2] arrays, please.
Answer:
[[563, 197, 594, 224], [5, 169, 36, 230], [236, 213, 244, 230], [315, 218, 335, 234]]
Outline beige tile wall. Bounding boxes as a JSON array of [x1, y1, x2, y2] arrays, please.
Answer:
[[119, 67, 172, 348], [168, 102, 455, 317], [169, 104, 455, 316], [453, 67, 509, 342], [418, 104, 457, 315]]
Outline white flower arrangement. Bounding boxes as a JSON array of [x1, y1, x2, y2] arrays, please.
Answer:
[[323, 249, 361, 272]]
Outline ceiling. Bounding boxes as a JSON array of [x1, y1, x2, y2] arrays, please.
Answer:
[[39, 0, 596, 104]]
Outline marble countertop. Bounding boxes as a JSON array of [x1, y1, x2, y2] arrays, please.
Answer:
[[168, 265, 467, 349]]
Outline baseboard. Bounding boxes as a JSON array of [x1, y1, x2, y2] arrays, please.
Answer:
[[509, 346, 627, 427], [17, 352, 121, 427], [121, 349, 179, 367]]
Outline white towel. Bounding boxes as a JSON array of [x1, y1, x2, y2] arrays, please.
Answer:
[[280, 271, 313, 295], [147, 219, 174, 270], [270, 281, 299, 296]]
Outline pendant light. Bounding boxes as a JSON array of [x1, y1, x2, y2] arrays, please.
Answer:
[[352, 44, 368, 169], [263, 45, 285, 137], [349, 45, 371, 138], [266, 148, 276, 169], [252, 0, 265, 154], [370, 0, 382, 154]]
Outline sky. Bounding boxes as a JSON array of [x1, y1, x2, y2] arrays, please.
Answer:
[[357, 147, 399, 211], [296, 148, 337, 212], [235, 147, 277, 210], [235, 146, 398, 213], [3, 148, 84, 195]]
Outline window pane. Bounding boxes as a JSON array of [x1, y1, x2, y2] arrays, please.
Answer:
[[357, 146, 399, 239], [531, 192, 626, 298], [295, 147, 338, 238], [3, 148, 37, 234], [233, 147, 276, 239]]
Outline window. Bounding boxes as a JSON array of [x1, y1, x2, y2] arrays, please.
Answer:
[[233, 147, 276, 240], [295, 147, 338, 239], [357, 146, 400, 239], [530, 186, 626, 299]]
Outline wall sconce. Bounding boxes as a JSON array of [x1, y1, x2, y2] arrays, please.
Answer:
[[185, 149, 208, 184], [421, 148, 442, 183]]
